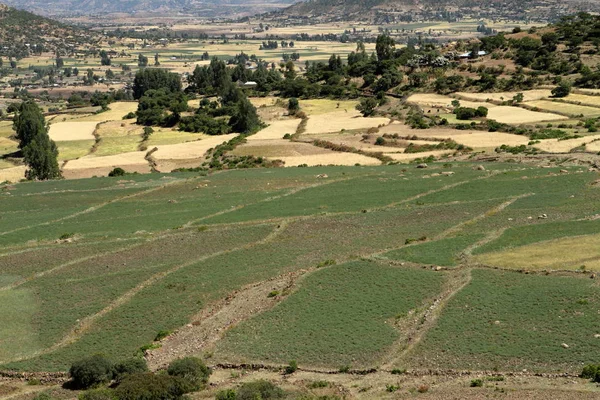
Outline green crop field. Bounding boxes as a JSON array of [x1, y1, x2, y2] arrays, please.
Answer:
[[1, 162, 600, 376]]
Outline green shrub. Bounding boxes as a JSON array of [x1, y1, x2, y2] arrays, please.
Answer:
[[123, 112, 136, 120], [390, 368, 406, 375], [154, 330, 171, 341], [581, 364, 599, 380], [284, 360, 298, 375], [114, 358, 148, 381], [33, 393, 55, 400], [308, 381, 329, 388], [236, 380, 285, 400], [470, 379, 484, 387], [215, 389, 237, 400], [69, 355, 115, 389], [108, 167, 126, 177], [114, 373, 186, 400], [167, 357, 211, 391], [79, 388, 116, 400]]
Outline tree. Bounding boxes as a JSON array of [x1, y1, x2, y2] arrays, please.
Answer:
[[552, 81, 572, 98], [229, 98, 260, 134], [132, 69, 182, 99], [13, 101, 61, 181], [356, 97, 378, 117], [288, 97, 299, 114], [138, 54, 148, 68], [376, 34, 395, 62], [115, 373, 187, 400]]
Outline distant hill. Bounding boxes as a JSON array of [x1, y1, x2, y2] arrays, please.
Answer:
[[1, 0, 298, 19], [278, 0, 600, 23], [0, 4, 97, 59]]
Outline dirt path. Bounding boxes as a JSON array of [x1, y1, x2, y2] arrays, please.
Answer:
[[146, 267, 307, 370], [378, 267, 473, 370]]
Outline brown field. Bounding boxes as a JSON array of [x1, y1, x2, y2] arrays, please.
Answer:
[[407, 93, 488, 109], [72, 102, 138, 122], [585, 139, 600, 152], [561, 93, 600, 108], [384, 150, 454, 161], [476, 234, 600, 271], [48, 122, 98, 141]]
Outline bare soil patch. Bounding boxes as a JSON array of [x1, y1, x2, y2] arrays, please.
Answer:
[[304, 111, 390, 134]]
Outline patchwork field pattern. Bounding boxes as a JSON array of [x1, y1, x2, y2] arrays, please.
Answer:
[[1, 163, 600, 376]]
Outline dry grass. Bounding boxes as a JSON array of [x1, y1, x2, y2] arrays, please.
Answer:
[[476, 234, 600, 271], [533, 134, 600, 153], [248, 119, 301, 141], [146, 129, 207, 147], [64, 151, 148, 169], [455, 89, 552, 103], [487, 106, 567, 124], [0, 121, 14, 138], [0, 136, 18, 156], [274, 153, 381, 167], [153, 134, 238, 159], [233, 140, 332, 158], [407, 93, 490, 110], [561, 93, 600, 108], [48, 121, 98, 141], [585, 140, 600, 152], [300, 99, 360, 115], [57, 140, 96, 161], [384, 150, 454, 162], [304, 110, 390, 134], [524, 100, 600, 118], [71, 102, 138, 122], [0, 166, 26, 182]]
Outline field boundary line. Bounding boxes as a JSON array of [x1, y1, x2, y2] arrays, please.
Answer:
[[0, 177, 191, 237], [378, 267, 473, 369], [183, 174, 368, 227], [8, 224, 281, 363]]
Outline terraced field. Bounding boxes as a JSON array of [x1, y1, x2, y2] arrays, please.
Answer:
[[1, 162, 600, 384]]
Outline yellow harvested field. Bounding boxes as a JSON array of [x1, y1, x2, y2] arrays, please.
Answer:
[[0, 121, 14, 138], [585, 140, 600, 152], [274, 153, 381, 167], [146, 130, 206, 147], [487, 106, 567, 124], [249, 119, 301, 141], [300, 99, 359, 115], [153, 134, 238, 160], [71, 102, 138, 122], [524, 100, 600, 117], [304, 111, 390, 134], [48, 122, 98, 141], [533, 134, 600, 153], [64, 152, 148, 170], [384, 150, 454, 162], [576, 88, 600, 95], [455, 89, 552, 103], [476, 234, 600, 271], [561, 93, 600, 107], [0, 166, 26, 182], [407, 94, 490, 109], [377, 126, 529, 148]]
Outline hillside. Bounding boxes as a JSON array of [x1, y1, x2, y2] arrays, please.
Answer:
[[2, 163, 600, 399], [279, 0, 600, 23], [1, 0, 297, 18], [0, 4, 97, 59]]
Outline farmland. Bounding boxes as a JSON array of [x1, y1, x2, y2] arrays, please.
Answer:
[[1, 161, 600, 400]]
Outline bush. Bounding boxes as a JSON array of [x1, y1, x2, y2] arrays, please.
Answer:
[[114, 373, 186, 400], [551, 81, 571, 98], [375, 137, 386, 145], [470, 379, 484, 387], [215, 389, 237, 400], [581, 364, 599, 380], [123, 112, 136, 120], [79, 388, 116, 400], [108, 167, 126, 177], [33, 393, 56, 400], [69, 355, 115, 389], [236, 380, 285, 400], [167, 357, 211, 391], [284, 360, 297, 375], [114, 358, 148, 382]]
